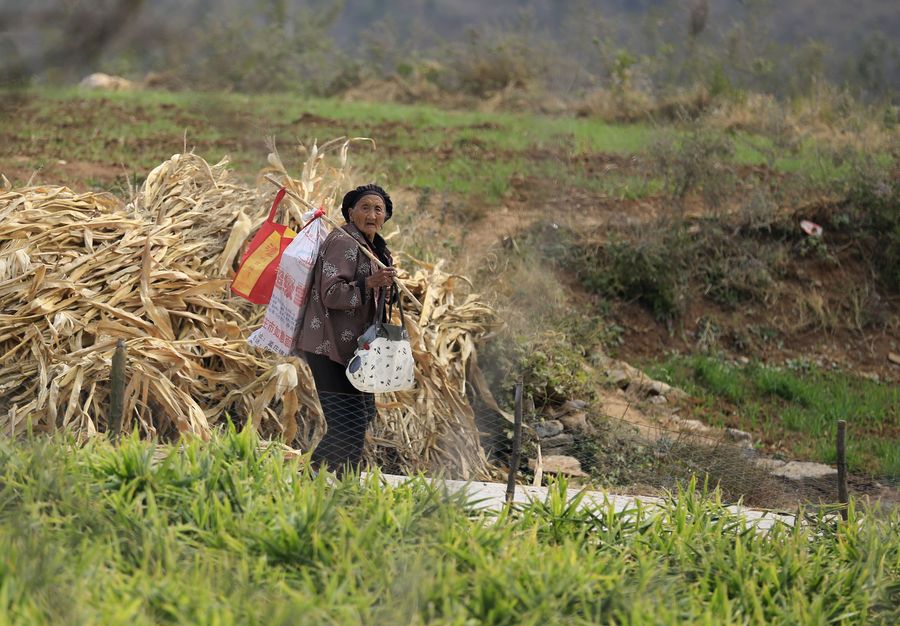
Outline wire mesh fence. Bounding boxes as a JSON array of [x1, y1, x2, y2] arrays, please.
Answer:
[[287, 384, 851, 511]]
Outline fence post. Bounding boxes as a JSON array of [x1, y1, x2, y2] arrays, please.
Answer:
[[505, 379, 524, 505], [109, 339, 127, 439], [836, 419, 848, 521]]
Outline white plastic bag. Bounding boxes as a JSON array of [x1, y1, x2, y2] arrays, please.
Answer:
[[345, 291, 416, 393], [248, 211, 326, 355], [345, 333, 416, 393]]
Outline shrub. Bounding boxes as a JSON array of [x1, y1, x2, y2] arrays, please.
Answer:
[[441, 30, 549, 97], [569, 228, 689, 321], [700, 225, 779, 307], [568, 203, 791, 319], [519, 334, 593, 408], [652, 127, 736, 215], [841, 155, 900, 292]]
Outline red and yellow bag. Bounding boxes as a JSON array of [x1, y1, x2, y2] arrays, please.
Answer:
[[231, 188, 296, 305]]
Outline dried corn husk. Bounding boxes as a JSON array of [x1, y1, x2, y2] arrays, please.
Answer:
[[0, 143, 499, 478]]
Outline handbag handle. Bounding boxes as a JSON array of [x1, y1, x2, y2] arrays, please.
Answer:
[[392, 287, 406, 327], [268, 187, 326, 231], [374, 285, 405, 329], [267, 188, 287, 223]]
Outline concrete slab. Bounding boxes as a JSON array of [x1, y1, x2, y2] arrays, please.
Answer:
[[368, 473, 798, 532]]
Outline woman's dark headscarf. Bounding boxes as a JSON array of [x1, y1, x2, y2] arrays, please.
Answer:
[[341, 184, 393, 222]]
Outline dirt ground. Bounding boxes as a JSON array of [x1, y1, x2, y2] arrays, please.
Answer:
[[431, 166, 900, 384], [1, 156, 123, 190], [2, 94, 896, 502], [6, 137, 892, 381]]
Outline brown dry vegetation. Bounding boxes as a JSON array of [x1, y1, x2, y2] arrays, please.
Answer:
[[2, 91, 896, 387], [1, 88, 897, 504]]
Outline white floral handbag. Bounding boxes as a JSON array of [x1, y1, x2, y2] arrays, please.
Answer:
[[345, 289, 416, 393]]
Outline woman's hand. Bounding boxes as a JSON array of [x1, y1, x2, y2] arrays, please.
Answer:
[[366, 266, 397, 289]]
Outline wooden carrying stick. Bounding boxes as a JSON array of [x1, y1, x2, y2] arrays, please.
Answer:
[[264, 175, 422, 309]]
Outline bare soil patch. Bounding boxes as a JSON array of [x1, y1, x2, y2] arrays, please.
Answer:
[[448, 167, 900, 384], [1, 156, 123, 190]]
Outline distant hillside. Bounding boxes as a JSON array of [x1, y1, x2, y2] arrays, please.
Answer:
[[0, 0, 896, 95], [331, 0, 898, 57], [328, 0, 899, 92]]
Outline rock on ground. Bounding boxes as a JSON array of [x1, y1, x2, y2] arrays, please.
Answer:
[[528, 455, 587, 477]]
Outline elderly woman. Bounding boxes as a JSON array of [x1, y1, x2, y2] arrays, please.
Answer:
[[294, 184, 397, 474]]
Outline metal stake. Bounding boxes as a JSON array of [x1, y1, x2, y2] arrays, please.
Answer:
[[837, 419, 848, 521], [505, 379, 524, 505]]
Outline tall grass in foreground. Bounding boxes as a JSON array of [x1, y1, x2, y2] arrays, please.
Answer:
[[1, 429, 898, 625]]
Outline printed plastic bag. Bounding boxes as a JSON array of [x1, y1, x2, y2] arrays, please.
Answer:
[[231, 188, 296, 305], [345, 290, 416, 392], [248, 209, 326, 354]]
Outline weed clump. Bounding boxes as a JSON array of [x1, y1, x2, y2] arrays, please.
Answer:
[[569, 218, 784, 320], [841, 155, 900, 292], [519, 336, 594, 407], [575, 230, 688, 320]]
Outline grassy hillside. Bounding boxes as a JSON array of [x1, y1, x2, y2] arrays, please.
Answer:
[[1, 87, 897, 485], [1, 430, 898, 625], [647, 356, 900, 478], [0, 87, 846, 197]]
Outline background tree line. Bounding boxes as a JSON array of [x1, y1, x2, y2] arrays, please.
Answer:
[[0, 0, 896, 102]]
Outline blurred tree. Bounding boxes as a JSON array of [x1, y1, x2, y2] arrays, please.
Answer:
[[689, 0, 708, 38], [854, 32, 896, 99], [0, 0, 146, 84], [789, 40, 827, 97]]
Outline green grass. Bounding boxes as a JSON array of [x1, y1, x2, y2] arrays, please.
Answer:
[[1, 86, 845, 202], [731, 134, 820, 173], [0, 87, 656, 198], [1, 429, 898, 625], [646, 356, 900, 479]]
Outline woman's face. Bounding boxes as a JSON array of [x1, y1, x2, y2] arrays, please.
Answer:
[[349, 193, 386, 240]]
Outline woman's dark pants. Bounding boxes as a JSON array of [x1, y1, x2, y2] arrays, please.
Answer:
[[303, 352, 376, 473]]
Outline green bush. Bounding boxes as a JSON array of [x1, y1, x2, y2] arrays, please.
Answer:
[[519, 336, 593, 408], [842, 155, 900, 292], [572, 231, 687, 320]]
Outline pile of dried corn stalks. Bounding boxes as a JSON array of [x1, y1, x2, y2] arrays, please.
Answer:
[[0, 142, 499, 479]]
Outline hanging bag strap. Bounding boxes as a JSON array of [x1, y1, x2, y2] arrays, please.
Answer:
[[268, 187, 326, 230], [267, 187, 286, 223], [382, 285, 406, 326], [374, 286, 407, 331], [394, 288, 406, 329], [373, 286, 388, 330]]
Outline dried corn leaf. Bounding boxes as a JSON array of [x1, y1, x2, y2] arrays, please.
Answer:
[[0, 145, 500, 479]]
